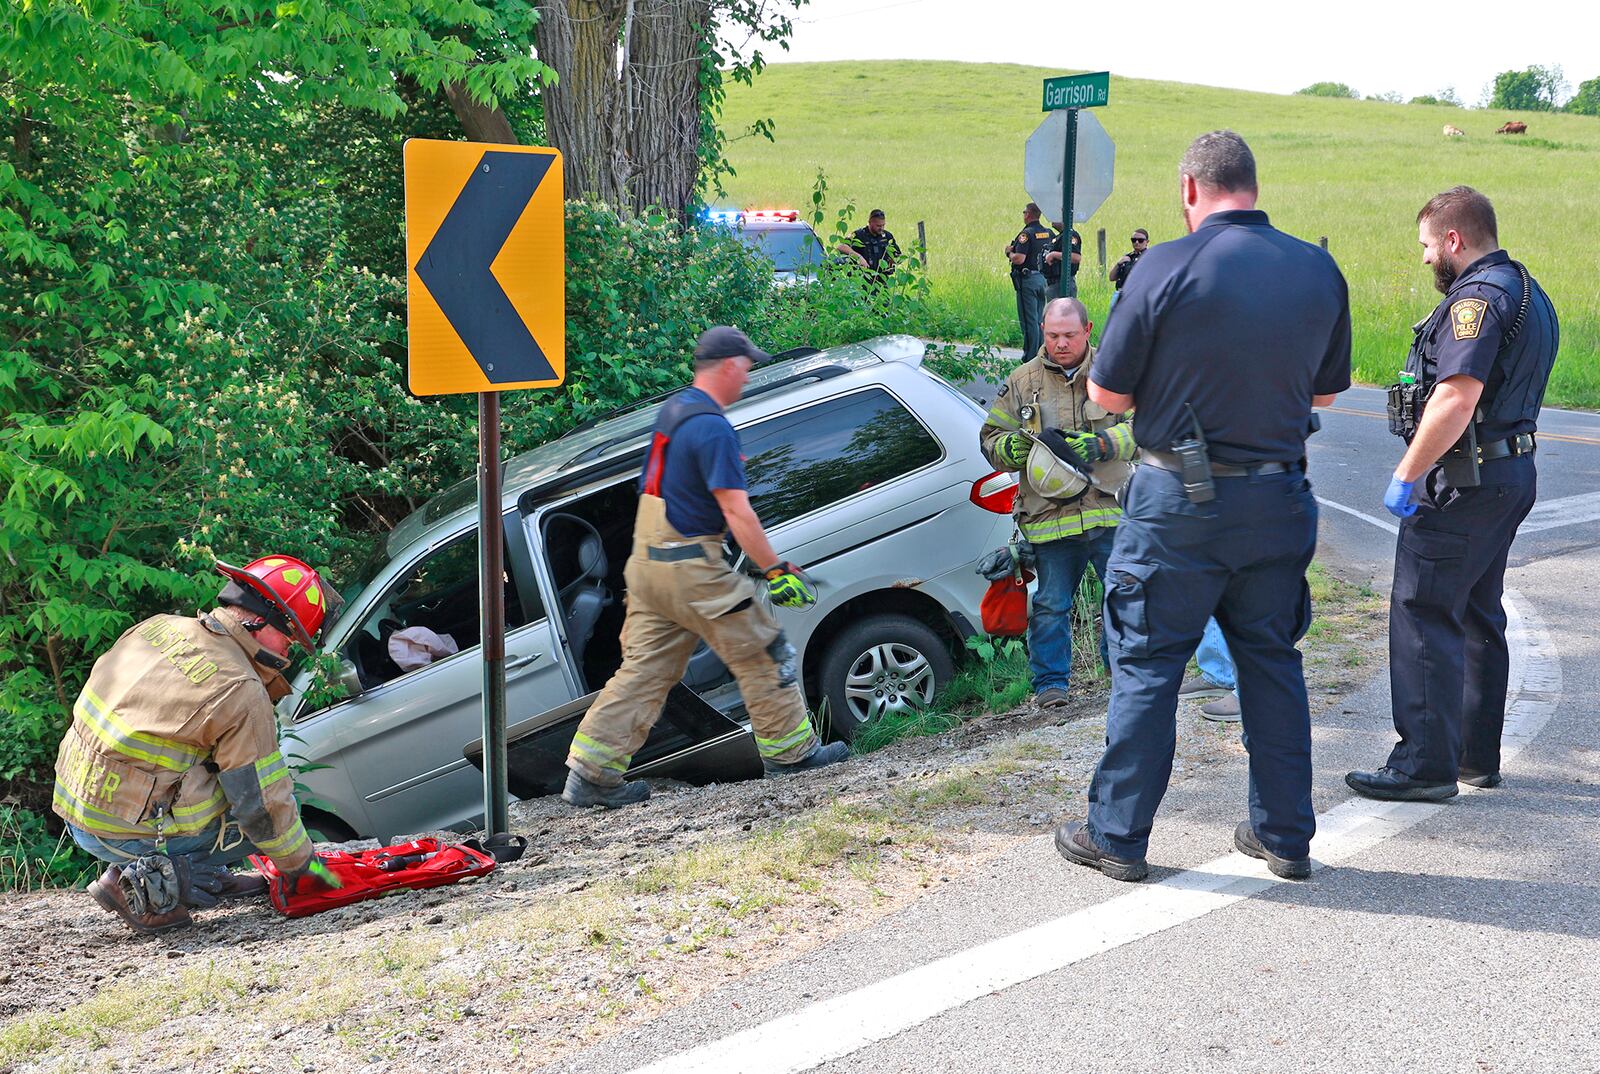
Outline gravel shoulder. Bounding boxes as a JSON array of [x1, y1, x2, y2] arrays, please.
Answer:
[[0, 567, 1384, 1074]]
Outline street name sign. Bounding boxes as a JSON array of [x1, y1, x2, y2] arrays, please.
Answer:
[[404, 139, 565, 395], [1042, 71, 1109, 111], [1024, 108, 1114, 224]]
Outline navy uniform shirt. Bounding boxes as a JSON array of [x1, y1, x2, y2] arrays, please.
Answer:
[[1044, 229, 1082, 284], [1007, 222, 1056, 277], [1406, 249, 1559, 442], [1092, 209, 1352, 465], [650, 388, 748, 537], [847, 226, 901, 272]]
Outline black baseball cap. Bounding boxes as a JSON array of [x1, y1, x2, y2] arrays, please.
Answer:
[[695, 325, 769, 365]]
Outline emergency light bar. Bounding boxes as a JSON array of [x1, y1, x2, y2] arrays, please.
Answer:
[[746, 210, 800, 222], [703, 208, 743, 224]]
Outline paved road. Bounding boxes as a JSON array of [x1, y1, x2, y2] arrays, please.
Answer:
[[538, 383, 1600, 1074]]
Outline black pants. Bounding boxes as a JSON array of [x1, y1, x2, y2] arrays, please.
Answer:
[[1387, 455, 1537, 781], [1088, 465, 1317, 860]]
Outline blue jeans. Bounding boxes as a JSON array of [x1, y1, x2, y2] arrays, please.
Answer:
[[69, 823, 258, 870], [1087, 465, 1317, 861], [1196, 618, 1237, 690], [1028, 528, 1115, 693]]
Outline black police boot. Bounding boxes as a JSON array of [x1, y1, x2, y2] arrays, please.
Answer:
[[764, 741, 849, 778], [1458, 769, 1504, 789], [1053, 820, 1148, 883], [562, 769, 650, 809], [1233, 821, 1311, 880], [1344, 766, 1458, 802]]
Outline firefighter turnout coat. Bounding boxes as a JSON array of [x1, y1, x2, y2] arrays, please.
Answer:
[[980, 346, 1136, 544], [52, 610, 314, 873]]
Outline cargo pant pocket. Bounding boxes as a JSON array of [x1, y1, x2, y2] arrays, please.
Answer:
[[1104, 560, 1156, 658], [1395, 526, 1469, 609]]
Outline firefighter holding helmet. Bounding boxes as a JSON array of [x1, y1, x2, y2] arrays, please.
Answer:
[[53, 554, 344, 933]]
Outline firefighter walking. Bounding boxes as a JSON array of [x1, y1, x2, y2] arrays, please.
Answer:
[[563, 327, 849, 809]]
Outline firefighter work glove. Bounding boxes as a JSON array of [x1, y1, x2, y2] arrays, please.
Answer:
[[763, 562, 817, 609], [1061, 430, 1107, 463], [1037, 428, 1090, 473], [284, 854, 345, 895], [995, 432, 1030, 470], [1384, 475, 1418, 519]]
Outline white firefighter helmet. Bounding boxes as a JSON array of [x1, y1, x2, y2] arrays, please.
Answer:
[[1025, 439, 1090, 501]]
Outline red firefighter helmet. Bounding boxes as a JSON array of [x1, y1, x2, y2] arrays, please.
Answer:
[[215, 555, 336, 651]]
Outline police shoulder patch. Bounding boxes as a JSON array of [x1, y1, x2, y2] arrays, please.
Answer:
[[1451, 298, 1489, 341], [1017, 231, 1031, 244]]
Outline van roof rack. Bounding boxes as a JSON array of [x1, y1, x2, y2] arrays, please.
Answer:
[[563, 365, 852, 467]]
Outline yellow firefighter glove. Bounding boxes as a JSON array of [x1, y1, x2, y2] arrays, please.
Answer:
[[763, 563, 817, 609]]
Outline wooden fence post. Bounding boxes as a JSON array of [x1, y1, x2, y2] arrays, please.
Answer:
[[917, 220, 928, 270], [1320, 236, 1329, 250], [1096, 228, 1107, 271]]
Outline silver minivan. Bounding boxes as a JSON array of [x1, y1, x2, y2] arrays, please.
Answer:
[[281, 336, 1019, 839]]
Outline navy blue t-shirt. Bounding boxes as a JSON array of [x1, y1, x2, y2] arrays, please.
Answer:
[[648, 388, 748, 537], [1092, 209, 1352, 465]]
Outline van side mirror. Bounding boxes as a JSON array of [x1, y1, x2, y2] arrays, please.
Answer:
[[339, 659, 364, 696]]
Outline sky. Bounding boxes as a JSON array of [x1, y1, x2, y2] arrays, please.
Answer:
[[765, 0, 1600, 104]]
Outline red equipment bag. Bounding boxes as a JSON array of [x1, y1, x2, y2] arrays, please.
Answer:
[[251, 837, 497, 918], [980, 568, 1034, 637]]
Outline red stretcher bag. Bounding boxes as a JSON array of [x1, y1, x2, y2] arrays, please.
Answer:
[[251, 837, 497, 918], [980, 568, 1034, 637]]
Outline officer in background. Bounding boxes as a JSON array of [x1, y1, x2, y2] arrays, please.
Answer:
[[1347, 187, 1558, 801], [564, 327, 848, 809], [837, 209, 901, 274], [1055, 131, 1351, 883], [980, 297, 1137, 708], [1043, 222, 1083, 298], [1006, 203, 1056, 359], [1106, 228, 1149, 318]]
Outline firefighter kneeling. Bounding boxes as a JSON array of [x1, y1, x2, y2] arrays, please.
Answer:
[[53, 555, 344, 933], [563, 327, 849, 809]]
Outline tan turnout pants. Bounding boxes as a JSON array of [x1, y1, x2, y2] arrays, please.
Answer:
[[565, 495, 819, 786]]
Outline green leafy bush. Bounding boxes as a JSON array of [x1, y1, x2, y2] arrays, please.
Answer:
[[1296, 82, 1359, 99], [0, 806, 97, 892]]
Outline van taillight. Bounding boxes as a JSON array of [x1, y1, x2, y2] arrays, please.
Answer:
[[970, 471, 1018, 514]]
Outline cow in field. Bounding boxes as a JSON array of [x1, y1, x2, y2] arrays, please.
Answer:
[[1496, 121, 1528, 134], [1443, 124, 1466, 137]]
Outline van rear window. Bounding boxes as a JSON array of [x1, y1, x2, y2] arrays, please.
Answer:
[[741, 388, 942, 527]]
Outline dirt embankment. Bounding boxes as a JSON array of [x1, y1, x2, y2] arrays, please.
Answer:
[[0, 569, 1385, 1074]]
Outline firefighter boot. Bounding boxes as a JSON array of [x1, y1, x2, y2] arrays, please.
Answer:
[[764, 741, 850, 777], [87, 866, 193, 934], [562, 769, 651, 810]]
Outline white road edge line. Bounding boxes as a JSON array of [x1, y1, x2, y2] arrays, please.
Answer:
[[624, 590, 1560, 1074], [1315, 495, 1399, 535]]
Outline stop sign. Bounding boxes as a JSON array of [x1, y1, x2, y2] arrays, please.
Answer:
[[1024, 109, 1115, 223]]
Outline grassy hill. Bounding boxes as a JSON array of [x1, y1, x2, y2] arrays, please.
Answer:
[[715, 61, 1600, 406]]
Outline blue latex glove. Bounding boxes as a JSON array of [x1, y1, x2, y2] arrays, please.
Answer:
[[1384, 475, 1417, 518]]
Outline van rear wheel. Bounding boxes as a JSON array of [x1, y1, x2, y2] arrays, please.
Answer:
[[819, 615, 953, 744]]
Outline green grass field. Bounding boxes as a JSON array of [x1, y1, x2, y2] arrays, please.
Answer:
[[716, 61, 1600, 406]]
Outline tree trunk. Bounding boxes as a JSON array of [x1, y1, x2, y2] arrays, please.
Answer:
[[443, 82, 519, 144], [536, 0, 630, 204], [627, 0, 709, 214]]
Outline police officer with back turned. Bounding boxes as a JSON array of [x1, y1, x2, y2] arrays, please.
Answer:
[[1347, 186, 1558, 802], [1055, 130, 1351, 883]]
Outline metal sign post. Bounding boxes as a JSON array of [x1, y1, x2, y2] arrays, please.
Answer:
[[1033, 72, 1112, 299], [404, 139, 565, 836]]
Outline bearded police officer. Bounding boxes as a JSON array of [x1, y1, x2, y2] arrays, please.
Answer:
[[980, 297, 1137, 708], [837, 209, 901, 274], [1006, 203, 1056, 359], [1055, 131, 1351, 882], [563, 327, 848, 809], [1347, 187, 1558, 802]]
